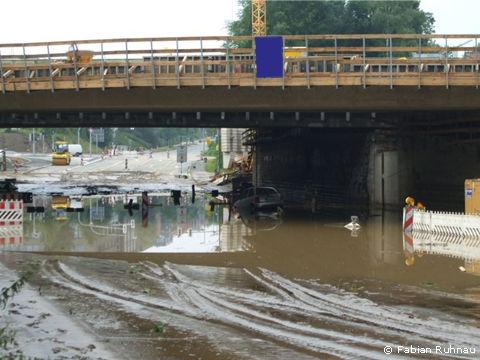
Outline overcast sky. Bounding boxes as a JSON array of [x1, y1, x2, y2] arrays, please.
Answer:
[[1, 1, 477, 43]]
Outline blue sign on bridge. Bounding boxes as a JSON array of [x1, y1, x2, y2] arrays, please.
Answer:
[[255, 36, 284, 78]]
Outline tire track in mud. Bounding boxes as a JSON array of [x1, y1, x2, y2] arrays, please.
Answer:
[[259, 268, 480, 349], [43, 260, 321, 359], [44, 260, 479, 359], [156, 264, 409, 358]]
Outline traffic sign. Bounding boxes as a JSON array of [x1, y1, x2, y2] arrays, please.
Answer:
[[177, 146, 187, 163], [177, 206, 187, 224]]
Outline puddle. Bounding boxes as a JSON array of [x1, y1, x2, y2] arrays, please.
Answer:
[[1, 192, 480, 359]]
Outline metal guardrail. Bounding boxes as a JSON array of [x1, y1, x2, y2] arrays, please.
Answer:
[[0, 34, 479, 93]]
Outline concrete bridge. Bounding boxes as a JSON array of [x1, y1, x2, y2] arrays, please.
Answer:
[[0, 34, 480, 128], [2, 34, 480, 211]]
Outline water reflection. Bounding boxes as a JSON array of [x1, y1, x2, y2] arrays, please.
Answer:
[[405, 231, 480, 276], [1, 193, 480, 292]]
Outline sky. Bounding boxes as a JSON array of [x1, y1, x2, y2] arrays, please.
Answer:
[[1, 0, 478, 44]]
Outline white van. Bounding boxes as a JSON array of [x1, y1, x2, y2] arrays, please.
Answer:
[[68, 144, 83, 157]]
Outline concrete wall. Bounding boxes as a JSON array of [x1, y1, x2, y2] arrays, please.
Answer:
[[254, 128, 480, 212], [255, 129, 372, 210], [398, 136, 480, 212], [220, 128, 248, 168]]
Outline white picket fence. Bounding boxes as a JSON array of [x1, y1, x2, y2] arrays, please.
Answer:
[[404, 207, 480, 237]]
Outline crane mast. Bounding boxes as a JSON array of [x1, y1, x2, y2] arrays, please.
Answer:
[[252, 0, 267, 36]]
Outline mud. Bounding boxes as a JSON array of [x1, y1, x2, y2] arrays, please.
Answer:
[[1, 197, 480, 359]]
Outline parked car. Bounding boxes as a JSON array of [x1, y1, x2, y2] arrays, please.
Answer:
[[234, 187, 284, 213]]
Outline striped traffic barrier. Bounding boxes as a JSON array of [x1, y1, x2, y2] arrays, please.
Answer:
[[101, 151, 104, 160], [149, 149, 153, 158], [81, 155, 84, 166], [142, 191, 148, 228], [14, 159, 18, 173], [404, 206, 414, 233], [0, 200, 23, 226], [125, 158, 128, 170], [0, 232, 23, 246]]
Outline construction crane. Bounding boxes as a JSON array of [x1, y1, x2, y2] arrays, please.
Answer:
[[252, 0, 267, 36]]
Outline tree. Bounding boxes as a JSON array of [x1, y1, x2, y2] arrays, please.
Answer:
[[344, 1, 434, 35], [227, 0, 435, 49]]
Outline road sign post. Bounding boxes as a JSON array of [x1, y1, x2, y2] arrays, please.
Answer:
[[89, 127, 93, 156], [177, 145, 187, 175]]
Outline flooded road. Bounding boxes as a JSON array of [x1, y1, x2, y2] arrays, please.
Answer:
[[1, 193, 480, 359]]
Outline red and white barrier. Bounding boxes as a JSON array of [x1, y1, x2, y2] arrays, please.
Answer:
[[403, 206, 480, 237], [0, 200, 23, 226], [1, 193, 22, 201], [81, 155, 84, 166], [14, 159, 18, 173], [125, 159, 128, 170], [403, 206, 414, 233], [0, 226, 23, 246], [149, 149, 153, 158]]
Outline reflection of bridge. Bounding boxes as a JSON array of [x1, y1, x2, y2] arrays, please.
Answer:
[[1, 34, 480, 128]]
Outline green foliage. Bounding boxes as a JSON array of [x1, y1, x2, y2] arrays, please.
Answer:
[[203, 140, 219, 156], [346, 283, 362, 292], [205, 158, 218, 173], [0, 326, 16, 348], [228, 1, 435, 49], [3, 127, 215, 153], [1, 259, 40, 310], [151, 322, 166, 334], [129, 265, 143, 275]]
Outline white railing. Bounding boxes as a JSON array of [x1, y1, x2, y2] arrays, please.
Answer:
[[405, 207, 480, 237]]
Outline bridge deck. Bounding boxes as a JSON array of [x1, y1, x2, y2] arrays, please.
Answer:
[[1, 34, 479, 93]]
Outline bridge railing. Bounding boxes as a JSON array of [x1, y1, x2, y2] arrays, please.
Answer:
[[0, 34, 479, 93]]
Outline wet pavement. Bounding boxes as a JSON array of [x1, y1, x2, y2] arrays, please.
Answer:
[[1, 193, 480, 359]]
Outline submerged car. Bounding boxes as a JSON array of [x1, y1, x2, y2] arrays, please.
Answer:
[[234, 187, 284, 213]]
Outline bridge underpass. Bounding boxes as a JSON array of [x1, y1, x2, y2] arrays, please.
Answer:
[[1, 34, 480, 212]]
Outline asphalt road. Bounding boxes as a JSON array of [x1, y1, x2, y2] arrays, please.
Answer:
[[12, 142, 205, 178]]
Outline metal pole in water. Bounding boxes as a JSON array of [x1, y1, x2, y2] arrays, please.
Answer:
[[32, 128, 35, 156]]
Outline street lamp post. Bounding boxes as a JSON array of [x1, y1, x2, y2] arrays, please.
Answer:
[[89, 127, 93, 156]]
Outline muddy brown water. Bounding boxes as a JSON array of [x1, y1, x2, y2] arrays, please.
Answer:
[[1, 194, 480, 359]]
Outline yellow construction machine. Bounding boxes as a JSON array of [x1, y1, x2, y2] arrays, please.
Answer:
[[52, 141, 71, 165], [52, 196, 70, 220], [66, 43, 94, 63], [229, 153, 254, 173]]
